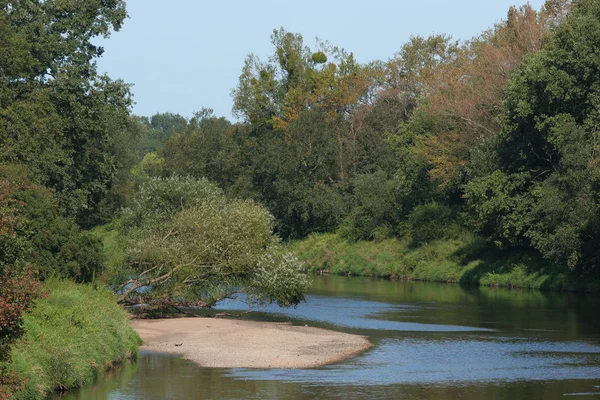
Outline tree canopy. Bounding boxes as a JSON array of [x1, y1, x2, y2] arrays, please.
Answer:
[[0, 0, 132, 226], [114, 177, 308, 308]]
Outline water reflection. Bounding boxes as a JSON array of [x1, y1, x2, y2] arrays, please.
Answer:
[[217, 295, 493, 332], [58, 276, 600, 400], [60, 352, 600, 400]]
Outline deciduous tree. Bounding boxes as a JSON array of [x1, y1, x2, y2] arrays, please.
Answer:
[[115, 177, 308, 308]]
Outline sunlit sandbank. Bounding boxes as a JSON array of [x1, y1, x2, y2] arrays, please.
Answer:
[[132, 317, 372, 369]]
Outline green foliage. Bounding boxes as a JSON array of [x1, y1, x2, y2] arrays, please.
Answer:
[[232, 27, 370, 130], [122, 176, 224, 227], [0, 179, 104, 282], [149, 113, 188, 143], [132, 112, 188, 160], [249, 110, 348, 238], [250, 246, 309, 306], [463, 171, 532, 248], [407, 202, 459, 246], [130, 152, 166, 181], [292, 232, 599, 291], [161, 111, 247, 194], [292, 232, 473, 279], [137, 8, 600, 284], [311, 51, 327, 64], [338, 171, 398, 241], [99, 116, 148, 218], [5, 280, 140, 399], [0, 0, 132, 226], [471, 0, 600, 270], [115, 177, 308, 308], [90, 220, 126, 277]]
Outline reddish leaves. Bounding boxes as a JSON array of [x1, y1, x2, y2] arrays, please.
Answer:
[[0, 370, 27, 400], [0, 267, 43, 399], [0, 267, 43, 339], [416, 4, 554, 186]]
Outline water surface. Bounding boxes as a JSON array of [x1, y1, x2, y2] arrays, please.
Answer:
[[59, 276, 600, 399]]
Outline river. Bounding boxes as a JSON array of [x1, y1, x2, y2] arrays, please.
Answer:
[[59, 276, 600, 399]]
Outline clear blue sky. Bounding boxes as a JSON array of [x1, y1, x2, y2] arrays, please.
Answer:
[[96, 0, 545, 120]]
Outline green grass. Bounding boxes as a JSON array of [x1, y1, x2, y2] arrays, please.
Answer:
[[290, 232, 600, 293], [290, 232, 473, 280], [6, 279, 141, 399]]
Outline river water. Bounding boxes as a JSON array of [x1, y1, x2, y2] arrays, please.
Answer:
[[60, 276, 600, 399]]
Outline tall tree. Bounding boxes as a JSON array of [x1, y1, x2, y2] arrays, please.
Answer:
[[232, 28, 371, 131], [413, 3, 560, 188], [0, 0, 132, 226], [466, 0, 600, 270]]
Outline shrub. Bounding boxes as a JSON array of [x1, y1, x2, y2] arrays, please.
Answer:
[[0, 179, 104, 283], [408, 202, 458, 246]]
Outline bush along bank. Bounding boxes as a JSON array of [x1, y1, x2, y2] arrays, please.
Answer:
[[2, 280, 141, 399], [290, 233, 600, 293]]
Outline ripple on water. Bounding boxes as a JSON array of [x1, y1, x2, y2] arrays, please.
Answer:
[[58, 277, 600, 400], [227, 337, 600, 385], [217, 294, 493, 332]]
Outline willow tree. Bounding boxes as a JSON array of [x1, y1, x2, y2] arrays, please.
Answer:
[[114, 177, 308, 308]]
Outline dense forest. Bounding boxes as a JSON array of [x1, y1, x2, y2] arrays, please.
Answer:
[[1, 0, 600, 397], [126, 0, 599, 283]]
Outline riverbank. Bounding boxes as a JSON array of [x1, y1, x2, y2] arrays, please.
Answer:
[[290, 233, 600, 293], [133, 318, 372, 369], [2, 280, 140, 400]]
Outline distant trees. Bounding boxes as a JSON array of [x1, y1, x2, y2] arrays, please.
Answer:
[[149, 1, 600, 278], [3, 0, 596, 359]]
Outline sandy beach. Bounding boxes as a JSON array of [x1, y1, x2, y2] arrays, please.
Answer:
[[132, 317, 372, 369]]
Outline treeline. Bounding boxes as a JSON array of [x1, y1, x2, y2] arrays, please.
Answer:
[[127, 0, 600, 278], [1, 0, 598, 395]]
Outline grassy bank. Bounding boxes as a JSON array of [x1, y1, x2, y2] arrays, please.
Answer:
[[290, 233, 600, 293], [4, 280, 141, 399]]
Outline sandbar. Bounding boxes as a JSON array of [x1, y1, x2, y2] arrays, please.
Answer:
[[132, 317, 372, 369]]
